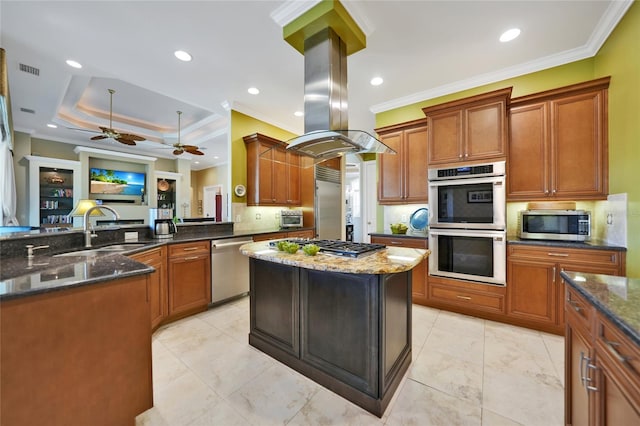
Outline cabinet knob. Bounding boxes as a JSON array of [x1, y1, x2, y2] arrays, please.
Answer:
[[458, 154, 463, 159]]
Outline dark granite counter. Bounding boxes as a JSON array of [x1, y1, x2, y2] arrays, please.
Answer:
[[0, 223, 316, 300], [561, 271, 640, 347], [508, 237, 626, 252]]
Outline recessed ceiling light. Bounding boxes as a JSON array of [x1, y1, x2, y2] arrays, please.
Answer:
[[174, 50, 192, 62], [248, 87, 260, 95], [194, 161, 200, 164], [65, 60, 82, 69], [370, 77, 384, 86], [294, 111, 304, 117], [47, 124, 58, 128], [499, 28, 521, 43], [214, 156, 219, 159]]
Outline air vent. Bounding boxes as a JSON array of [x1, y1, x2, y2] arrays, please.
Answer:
[[19, 63, 40, 76], [315, 165, 341, 184], [20, 107, 36, 114]]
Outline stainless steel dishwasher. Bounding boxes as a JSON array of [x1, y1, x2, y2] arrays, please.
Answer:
[[210, 237, 253, 304]]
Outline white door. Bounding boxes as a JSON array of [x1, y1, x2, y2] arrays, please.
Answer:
[[361, 161, 377, 243], [203, 185, 221, 219]]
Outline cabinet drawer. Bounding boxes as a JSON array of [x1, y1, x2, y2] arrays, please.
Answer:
[[565, 286, 594, 333], [509, 244, 622, 267], [253, 232, 288, 242], [287, 229, 315, 239], [168, 241, 210, 258], [371, 236, 428, 249], [129, 247, 165, 264], [429, 283, 504, 313], [596, 313, 640, 387]]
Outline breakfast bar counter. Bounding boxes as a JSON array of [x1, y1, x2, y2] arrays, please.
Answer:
[[240, 240, 429, 417]]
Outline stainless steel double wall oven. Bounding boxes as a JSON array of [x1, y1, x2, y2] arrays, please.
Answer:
[[428, 161, 507, 285]]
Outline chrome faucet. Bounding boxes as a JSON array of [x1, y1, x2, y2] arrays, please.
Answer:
[[83, 205, 120, 248]]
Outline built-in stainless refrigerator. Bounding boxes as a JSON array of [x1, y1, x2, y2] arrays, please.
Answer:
[[315, 166, 342, 240]]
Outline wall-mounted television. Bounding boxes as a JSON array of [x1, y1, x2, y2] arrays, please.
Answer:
[[89, 168, 146, 196]]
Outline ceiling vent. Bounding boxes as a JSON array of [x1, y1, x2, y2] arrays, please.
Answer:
[[19, 63, 40, 76], [20, 107, 36, 114]]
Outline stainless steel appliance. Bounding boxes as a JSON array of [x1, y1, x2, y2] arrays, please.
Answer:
[[428, 161, 507, 285], [280, 210, 303, 228], [518, 209, 591, 242], [149, 208, 173, 221], [428, 228, 506, 285], [211, 237, 253, 304], [269, 239, 386, 258], [428, 161, 506, 230], [316, 165, 342, 240]]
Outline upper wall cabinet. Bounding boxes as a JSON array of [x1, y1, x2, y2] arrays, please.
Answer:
[[508, 77, 610, 201], [243, 133, 301, 206], [376, 118, 428, 204], [422, 88, 511, 166]]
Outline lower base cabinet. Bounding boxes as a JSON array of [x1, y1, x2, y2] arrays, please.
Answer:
[[565, 285, 640, 425], [252, 229, 316, 242], [130, 246, 168, 330], [168, 241, 212, 319]]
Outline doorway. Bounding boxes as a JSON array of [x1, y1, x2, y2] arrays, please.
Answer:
[[203, 185, 224, 221]]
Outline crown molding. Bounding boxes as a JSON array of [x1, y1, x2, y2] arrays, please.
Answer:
[[74, 145, 157, 162]]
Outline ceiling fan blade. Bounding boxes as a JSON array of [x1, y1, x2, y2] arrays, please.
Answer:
[[66, 126, 101, 134], [173, 149, 184, 155], [115, 137, 137, 146], [184, 147, 205, 155], [118, 133, 146, 142], [90, 135, 108, 140], [98, 126, 112, 133]]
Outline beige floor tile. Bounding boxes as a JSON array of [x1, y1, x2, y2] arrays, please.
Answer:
[[433, 310, 485, 338], [226, 361, 321, 425], [151, 339, 191, 392], [385, 378, 482, 425], [185, 399, 251, 426], [423, 327, 485, 365], [541, 332, 565, 385], [288, 387, 384, 426], [196, 302, 248, 329], [481, 408, 524, 426], [136, 407, 169, 426]]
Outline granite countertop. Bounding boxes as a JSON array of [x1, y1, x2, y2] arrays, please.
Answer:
[[239, 241, 429, 275], [507, 237, 627, 251], [561, 271, 640, 347]]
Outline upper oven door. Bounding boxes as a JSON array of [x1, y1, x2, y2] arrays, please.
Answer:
[[428, 175, 505, 230]]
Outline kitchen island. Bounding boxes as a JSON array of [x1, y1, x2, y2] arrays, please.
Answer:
[[240, 240, 429, 417]]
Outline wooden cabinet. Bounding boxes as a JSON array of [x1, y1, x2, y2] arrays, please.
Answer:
[[244, 133, 301, 206], [129, 247, 168, 330], [25, 155, 81, 228], [508, 77, 610, 200], [375, 118, 428, 204], [253, 229, 315, 242], [167, 241, 211, 318], [564, 285, 640, 426], [507, 243, 624, 334], [426, 275, 506, 315], [371, 235, 428, 304], [422, 88, 511, 165], [286, 229, 315, 239]]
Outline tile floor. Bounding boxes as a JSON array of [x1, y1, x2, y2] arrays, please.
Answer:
[[136, 297, 565, 426]]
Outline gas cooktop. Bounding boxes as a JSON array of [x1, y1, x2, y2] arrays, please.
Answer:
[[269, 239, 386, 258]]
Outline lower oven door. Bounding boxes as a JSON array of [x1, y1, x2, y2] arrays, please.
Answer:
[[428, 228, 506, 285]]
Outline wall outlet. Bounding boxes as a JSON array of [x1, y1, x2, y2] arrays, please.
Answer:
[[235, 214, 242, 222], [256, 213, 262, 220], [401, 214, 407, 222], [124, 232, 138, 242]]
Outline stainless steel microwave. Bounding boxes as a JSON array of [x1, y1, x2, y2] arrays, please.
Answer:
[[518, 210, 591, 242], [280, 210, 303, 228]]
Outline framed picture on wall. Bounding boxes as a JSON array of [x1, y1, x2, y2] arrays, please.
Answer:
[[467, 190, 493, 203]]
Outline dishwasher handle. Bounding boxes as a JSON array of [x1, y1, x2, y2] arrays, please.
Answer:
[[212, 240, 252, 250]]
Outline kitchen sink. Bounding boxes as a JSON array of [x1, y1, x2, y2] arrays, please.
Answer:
[[54, 243, 147, 257]]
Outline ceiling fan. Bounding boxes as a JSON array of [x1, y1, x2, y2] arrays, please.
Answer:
[[166, 111, 205, 156], [70, 89, 146, 146]]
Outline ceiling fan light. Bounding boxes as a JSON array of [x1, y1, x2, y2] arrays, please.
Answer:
[[248, 87, 260, 95], [370, 77, 384, 86], [65, 59, 82, 69], [294, 111, 304, 117], [174, 50, 192, 62], [47, 123, 57, 128]]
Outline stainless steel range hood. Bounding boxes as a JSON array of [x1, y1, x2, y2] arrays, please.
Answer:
[[285, 28, 394, 161]]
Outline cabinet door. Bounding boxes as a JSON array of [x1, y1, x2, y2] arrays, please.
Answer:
[[258, 144, 276, 204], [566, 322, 594, 426], [508, 102, 550, 199], [551, 90, 607, 199], [378, 131, 404, 203], [428, 109, 463, 165], [464, 100, 507, 161], [403, 126, 428, 203], [272, 146, 288, 205], [286, 152, 301, 205], [507, 258, 557, 326], [130, 247, 168, 330], [168, 253, 211, 316]]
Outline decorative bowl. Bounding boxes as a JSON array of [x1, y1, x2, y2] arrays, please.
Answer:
[[390, 223, 408, 234], [302, 244, 320, 256], [283, 242, 300, 254]]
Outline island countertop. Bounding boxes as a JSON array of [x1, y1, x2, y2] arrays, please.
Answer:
[[240, 241, 429, 274]]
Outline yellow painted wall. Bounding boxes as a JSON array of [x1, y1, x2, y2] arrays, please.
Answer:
[[375, 2, 640, 276], [230, 110, 297, 203]]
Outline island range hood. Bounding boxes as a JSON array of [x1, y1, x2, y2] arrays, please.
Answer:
[[284, 27, 395, 161]]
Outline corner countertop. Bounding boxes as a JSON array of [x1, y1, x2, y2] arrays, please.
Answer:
[[561, 271, 640, 347], [239, 241, 429, 275]]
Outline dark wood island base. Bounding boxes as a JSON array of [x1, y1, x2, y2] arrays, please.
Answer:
[[248, 258, 412, 417]]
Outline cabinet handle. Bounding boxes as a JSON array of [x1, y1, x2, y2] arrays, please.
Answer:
[[579, 351, 587, 386], [547, 252, 569, 257], [552, 266, 556, 284], [544, 189, 549, 195], [458, 154, 463, 159], [390, 241, 402, 245], [586, 363, 598, 392], [552, 189, 557, 194], [456, 295, 472, 300], [182, 247, 199, 251], [605, 340, 629, 364], [567, 300, 582, 312], [611, 254, 616, 262], [183, 256, 200, 261]]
